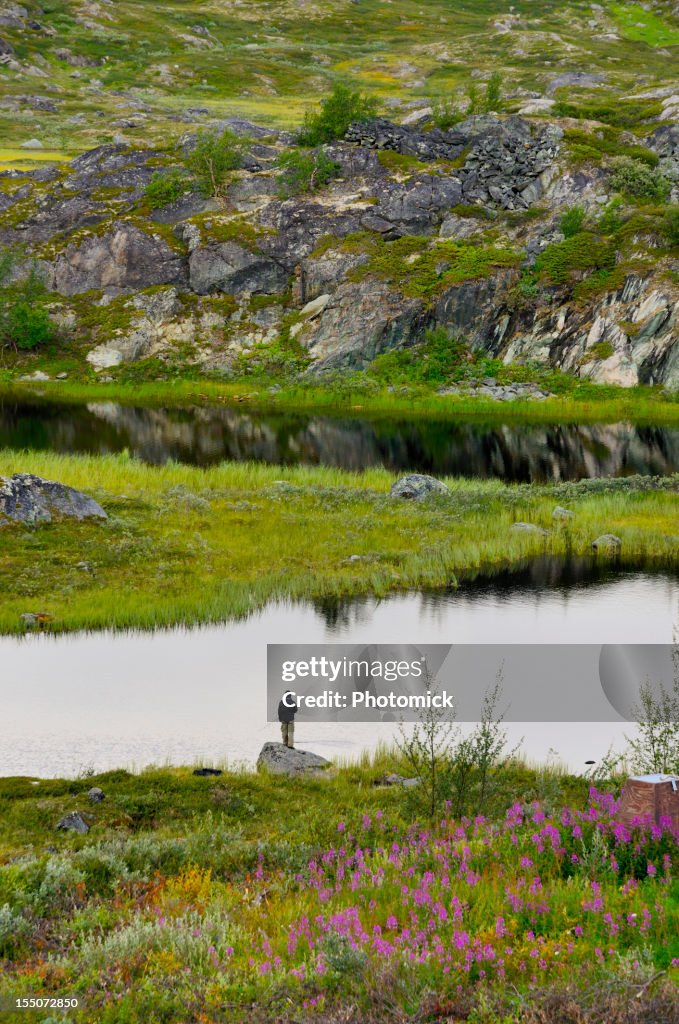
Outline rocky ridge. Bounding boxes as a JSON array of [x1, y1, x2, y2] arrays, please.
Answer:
[[1, 111, 679, 387]]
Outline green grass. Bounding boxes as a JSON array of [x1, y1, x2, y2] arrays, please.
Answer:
[[0, 148, 71, 171], [608, 2, 679, 47], [0, 450, 677, 634], [3, 376, 679, 426]]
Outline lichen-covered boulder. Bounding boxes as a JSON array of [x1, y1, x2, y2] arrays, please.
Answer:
[[55, 812, 89, 834], [389, 474, 449, 500], [0, 474, 107, 525]]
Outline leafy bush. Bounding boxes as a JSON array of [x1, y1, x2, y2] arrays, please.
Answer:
[[143, 168, 189, 210], [608, 156, 670, 202], [535, 232, 617, 286], [276, 148, 340, 197], [370, 327, 475, 386], [560, 205, 586, 239], [466, 81, 481, 116], [0, 903, 29, 958], [185, 128, 248, 198], [431, 96, 463, 130], [297, 82, 379, 146], [484, 71, 503, 113], [596, 197, 625, 235], [662, 205, 679, 246], [0, 250, 55, 351], [33, 857, 85, 913], [397, 673, 517, 821]]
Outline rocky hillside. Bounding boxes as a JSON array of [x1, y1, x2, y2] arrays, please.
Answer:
[[1, 105, 679, 387]]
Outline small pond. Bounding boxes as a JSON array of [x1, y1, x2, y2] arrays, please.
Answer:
[[2, 559, 677, 778]]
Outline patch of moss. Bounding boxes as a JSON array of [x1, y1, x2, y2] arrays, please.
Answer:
[[553, 97, 663, 131], [572, 259, 653, 303], [188, 214, 270, 250], [449, 203, 496, 222], [579, 339, 615, 365], [376, 150, 430, 175], [563, 127, 660, 169], [68, 291, 139, 340], [349, 235, 519, 300], [249, 292, 289, 311]]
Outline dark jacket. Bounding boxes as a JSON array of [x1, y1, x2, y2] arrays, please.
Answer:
[[278, 693, 298, 723]]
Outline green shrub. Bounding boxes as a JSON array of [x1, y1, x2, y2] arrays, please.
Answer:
[[466, 81, 481, 116], [185, 128, 248, 198], [143, 168, 189, 210], [0, 903, 29, 958], [370, 327, 472, 386], [662, 205, 679, 246], [535, 232, 617, 286], [298, 82, 379, 146], [0, 250, 55, 351], [431, 96, 463, 130], [596, 197, 625, 235], [275, 148, 340, 197], [484, 72, 503, 113], [608, 156, 670, 202], [560, 205, 586, 238]]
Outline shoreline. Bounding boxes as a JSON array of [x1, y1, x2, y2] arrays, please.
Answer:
[[3, 377, 679, 426]]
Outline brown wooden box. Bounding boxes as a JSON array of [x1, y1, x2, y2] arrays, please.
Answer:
[[617, 774, 679, 828]]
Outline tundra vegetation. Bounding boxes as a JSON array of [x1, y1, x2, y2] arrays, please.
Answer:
[[0, 450, 677, 635], [0, 2, 678, 1019], [0, 735, 677, 1023]]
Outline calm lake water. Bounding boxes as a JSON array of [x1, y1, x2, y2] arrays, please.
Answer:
[[3, 398, 679, 481], [2, 561, 677, 778]]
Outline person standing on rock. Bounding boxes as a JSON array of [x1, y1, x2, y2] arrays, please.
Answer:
[[278, 691, 297, 749]]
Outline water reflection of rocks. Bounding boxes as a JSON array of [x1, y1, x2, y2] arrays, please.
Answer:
[[310, 556, 678, 631], [2, 399, 679, 482]]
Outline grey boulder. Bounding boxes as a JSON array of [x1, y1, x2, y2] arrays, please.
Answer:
[[510, 522, 549, 536], [390, 474, 449, 500], [55, 812, 89, 834], [591, 533, 622, 552], [257, 742, 330, 776], [0, 474, 107, 525]]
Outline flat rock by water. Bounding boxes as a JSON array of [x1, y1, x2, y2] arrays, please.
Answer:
[[257, 742, 330, 776]]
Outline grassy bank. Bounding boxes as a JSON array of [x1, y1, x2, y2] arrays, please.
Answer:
[[0, 755, 677, 1023], [0, 450, 678, 634], [3, 376, 679, 426]]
